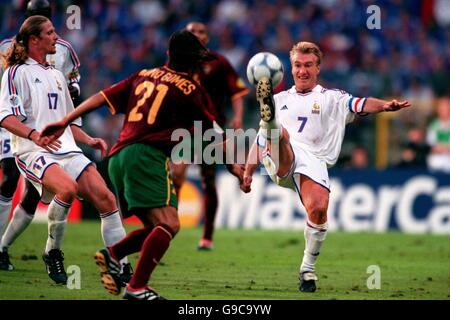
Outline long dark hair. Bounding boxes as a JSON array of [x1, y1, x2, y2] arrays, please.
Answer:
[[167, 29, 212, 74], [2, 15, 49, 68]]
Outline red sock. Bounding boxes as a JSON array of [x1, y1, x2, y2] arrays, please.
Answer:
[[128, 225, 172, 289], [110, 227, 152, 261], [202, 187, 218, 241]]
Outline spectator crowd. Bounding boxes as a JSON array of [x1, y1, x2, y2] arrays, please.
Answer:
[[1, 0, 449, 171]]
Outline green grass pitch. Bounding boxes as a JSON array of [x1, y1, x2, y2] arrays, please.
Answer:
[[0, 221, 448, 300]]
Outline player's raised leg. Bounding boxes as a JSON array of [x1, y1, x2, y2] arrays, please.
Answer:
[[256, 77, 294, 178]]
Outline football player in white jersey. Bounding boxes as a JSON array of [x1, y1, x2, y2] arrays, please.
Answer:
[[0, 15, 129, 285], [0, 0, 81, 272], [241, 42, 411, 292]]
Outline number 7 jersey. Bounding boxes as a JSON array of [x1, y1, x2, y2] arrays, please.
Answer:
[[101, 66, 217, 157], [272, 84, 366, 167], [0, 58, 82, 156]]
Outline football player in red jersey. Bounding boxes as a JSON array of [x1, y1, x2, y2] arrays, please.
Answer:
[[172, 22, 249, 250], [39, 30, 243, 300]]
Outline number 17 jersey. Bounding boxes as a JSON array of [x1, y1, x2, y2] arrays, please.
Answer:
[[0, 58, 81, 156]]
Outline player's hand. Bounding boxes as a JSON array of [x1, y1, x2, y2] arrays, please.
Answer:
[[87, 137, 108, 158], [240, 174, 252, 193], [383, 100, 411, 112], [226, 163, 244, 184], [32, 131, 62, 153], [39, 119, 68, 142]]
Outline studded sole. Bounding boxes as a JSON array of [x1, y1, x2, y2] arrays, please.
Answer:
[[101, 272, 121, 295], [95, 251, 121, 295], [256, 77, 275, 122]]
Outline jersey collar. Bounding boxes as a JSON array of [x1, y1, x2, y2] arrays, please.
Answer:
[[162, 65, 188, 76], [25, 57, 51, 67], [288, 84, 322, 94]]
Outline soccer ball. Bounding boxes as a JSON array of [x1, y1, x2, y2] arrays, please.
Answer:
[[246, 52, 284, 88]]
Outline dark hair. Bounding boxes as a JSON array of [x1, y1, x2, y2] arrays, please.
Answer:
[[2, 15, 49, 68], [25, 0, 52, 20], [167, 29, 213, 73]]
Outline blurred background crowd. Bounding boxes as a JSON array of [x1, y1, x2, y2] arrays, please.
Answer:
[[1, 0, 449, 172]]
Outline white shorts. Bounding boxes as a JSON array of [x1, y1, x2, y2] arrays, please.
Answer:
[[262, 142, 330, 194], [15, 151, 93, 204], [0, 128, 13, 160]]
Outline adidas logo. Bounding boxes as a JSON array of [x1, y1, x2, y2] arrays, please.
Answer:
[[34, 78, 42, 83], [281, 105, 288, 110]]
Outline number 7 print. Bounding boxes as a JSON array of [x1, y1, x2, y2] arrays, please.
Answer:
[[298, 116, 308, 132], [48, 93, 58, 109]]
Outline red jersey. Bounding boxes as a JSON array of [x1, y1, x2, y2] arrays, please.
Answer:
[[101, 66, 217, 157], [194, 51, 249, 126]]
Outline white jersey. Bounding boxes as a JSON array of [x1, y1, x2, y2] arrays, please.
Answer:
[[0, 37, 81, 159], [0, 58, 82, 156], [270, 84, 366, 167]]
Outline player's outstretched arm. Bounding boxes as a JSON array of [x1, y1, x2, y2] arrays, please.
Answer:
[[39, 92, 106, 143], [362, 98, 412, 113]]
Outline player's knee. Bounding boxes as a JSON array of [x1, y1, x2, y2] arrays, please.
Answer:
[[156, 219, 180, 238], [307, 202, 328, 224], [94, 189, 117, 212], [169, 218, 180, 236], [58, 180, 78, 202], [161, 212, 180, 236], [103, 189, 117, 207]]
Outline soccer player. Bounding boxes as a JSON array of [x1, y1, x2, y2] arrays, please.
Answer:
[[39, 30, 243, 300], [0, 0, 80, 272], [240, 42, 411, 292], [426, 97, 450, 172], [0, 15, 128, 285], [171, 21, 249, 250]]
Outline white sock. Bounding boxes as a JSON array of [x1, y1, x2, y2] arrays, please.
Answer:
[[100, 210, 128, 266], [45, 197, 70, 253], [0, 205, 33, 251], [300, 220, 328, 274], [259, 119, 282, 140], [0, 196, 13, 239]]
